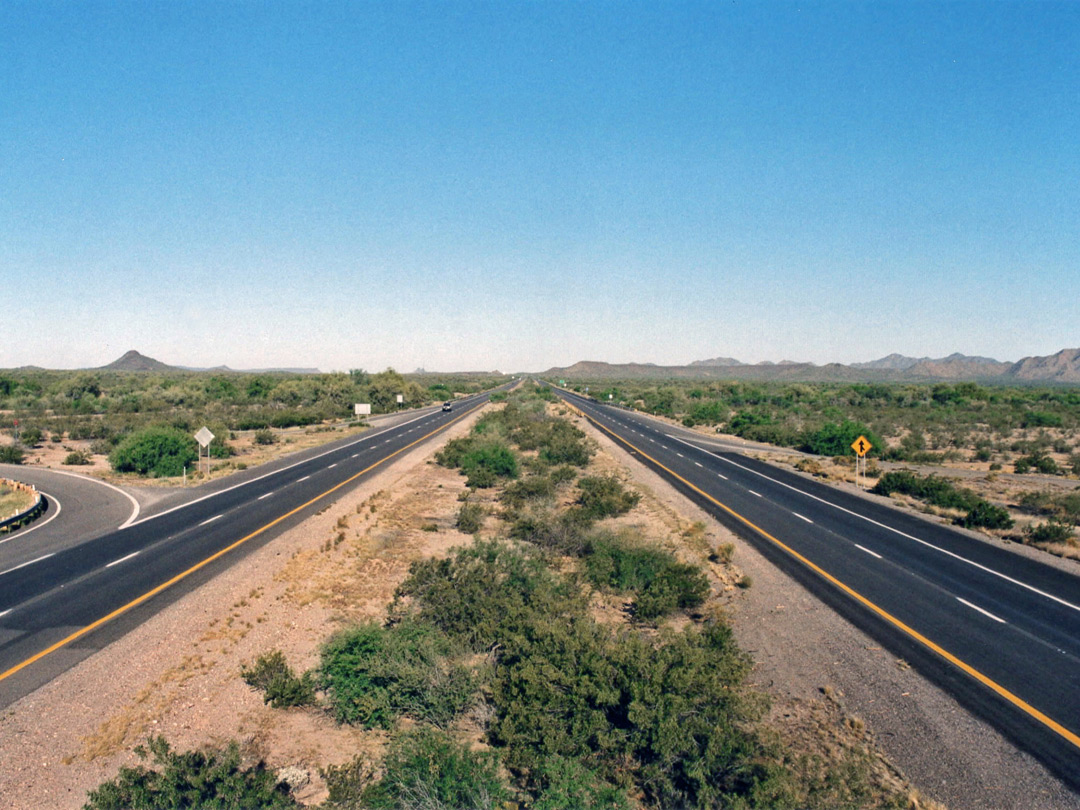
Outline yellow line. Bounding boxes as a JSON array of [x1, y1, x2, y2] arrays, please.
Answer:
[[568, 395, 1080, 752], [0, 405, 483, 685]]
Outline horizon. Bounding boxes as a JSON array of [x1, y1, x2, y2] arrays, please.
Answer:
[[8, 345, 1080, 376], [3, 2, 1077, 371]]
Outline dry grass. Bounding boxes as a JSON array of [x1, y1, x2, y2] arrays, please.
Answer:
[[0, 483, 35, 516]]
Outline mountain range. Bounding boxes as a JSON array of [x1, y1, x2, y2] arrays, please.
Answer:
[[544, 349, 1080, 384]]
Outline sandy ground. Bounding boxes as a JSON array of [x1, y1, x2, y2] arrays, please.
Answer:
[[1, 401, 1077, 809]]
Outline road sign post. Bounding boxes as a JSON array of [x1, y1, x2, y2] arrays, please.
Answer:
[[851, 435, 872, 489], [195, 426, 215, 477]]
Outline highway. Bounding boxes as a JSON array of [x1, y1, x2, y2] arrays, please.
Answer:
[[549, 386, 1080, 792], [0, 390, 501, 708]]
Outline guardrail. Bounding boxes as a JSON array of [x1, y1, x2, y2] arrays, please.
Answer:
[[0, 478, 45, 533]]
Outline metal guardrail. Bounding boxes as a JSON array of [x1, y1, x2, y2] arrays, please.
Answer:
[[0, 478, 45, 533]]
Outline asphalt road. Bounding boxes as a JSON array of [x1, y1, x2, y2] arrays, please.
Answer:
[[550, 386, 1080, 794], [0, 390, 503, 708]]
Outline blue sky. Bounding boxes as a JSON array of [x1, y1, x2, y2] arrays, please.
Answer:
[[2, 1, 1077, 372]]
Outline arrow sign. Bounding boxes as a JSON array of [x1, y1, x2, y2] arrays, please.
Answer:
[[851, 435, 872, 457]]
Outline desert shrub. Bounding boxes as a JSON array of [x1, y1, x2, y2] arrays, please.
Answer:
[[0, 445, 24, 464], [84, 736, 298, 810], [510, 508, 592, 555], [527, 755, 631, 810], [456, 501, 485, 534], [871, 471, 981, 511], [1015, 451, 1061, 475], [240, 650, 316, 709], [208, 437, 235, 458], [461, 442, 519, 487], [1022, 411, 1063, 428], [1025, 519, 1076, 545], [394, 540, 583, 652], [18, 427, 42, 447], [109, 427, 198, 477], [439, 436, 519, 488], [490, 619, 782, 808], [957, 501, 1014, 530], [583, 533, 710, 620], [253, 428, 276, 445], [63, 450, 92, 465], [500, 475, 556, 509], [549, 464, 578, 485], [574, 475, 640, 520], [319, 619, 476, 729], [361, 727, 510, 810]]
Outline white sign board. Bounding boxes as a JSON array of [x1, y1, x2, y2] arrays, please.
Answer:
[[396, 394, 404, 404], [194, 426, 215, 448], [354, 403, 371, 415]]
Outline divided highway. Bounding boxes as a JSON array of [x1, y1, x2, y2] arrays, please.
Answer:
[[549, 386, 1080, 792], [0, 390, 503, 708]]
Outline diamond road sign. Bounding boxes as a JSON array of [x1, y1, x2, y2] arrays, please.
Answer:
[[194, 426, 215, 448], [851, 435, 872, 457]]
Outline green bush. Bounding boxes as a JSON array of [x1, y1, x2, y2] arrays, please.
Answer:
[[361, 727, 510, 810], [253, 429, 277, 445], [109, 427, 199, 477], [574, 475, 640, 521], [801, 420, 881, 458], [240, 650, 316, 709], [510, 508, 591, 555], [319, 619, 476, 729], [84, 736, 298, 810], [583, 533, 710, 620], [1025, 519, 1075, 545], [871, 471, 981, 511], [394, 540, 584, 652], [18, 427, 42, 447], [63, 450, 93, 465], [456, 501, 485, 534], [0, 445, 24, 464], [500, 475, 556, 508], [957, 501, 1014, 530], [527, 755, 631, 810]]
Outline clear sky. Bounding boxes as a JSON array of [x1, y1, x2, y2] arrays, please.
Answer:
[[2, 1, 1077, 372]]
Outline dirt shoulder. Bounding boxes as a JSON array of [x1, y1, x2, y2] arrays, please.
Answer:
[[572, 410, 1078, 810]]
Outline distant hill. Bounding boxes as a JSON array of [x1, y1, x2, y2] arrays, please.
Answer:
[[100, 350, 177, 372], [851, 353, 929, 371], [688, 356, 745, 367], [543, 348, 1080, 384], [96, 351, 320, 374], [1008, 348, 1080, 383]]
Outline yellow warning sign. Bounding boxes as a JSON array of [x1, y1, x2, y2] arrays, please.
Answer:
[[851, 435, 872, 457]]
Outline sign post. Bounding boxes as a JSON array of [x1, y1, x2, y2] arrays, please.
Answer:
[[851, 435, 872, 489], [195, 426, 215, 477]]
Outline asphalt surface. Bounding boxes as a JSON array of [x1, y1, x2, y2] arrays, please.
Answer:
[[0, 390, 504, 708], [551, 386, 1080, 795]]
